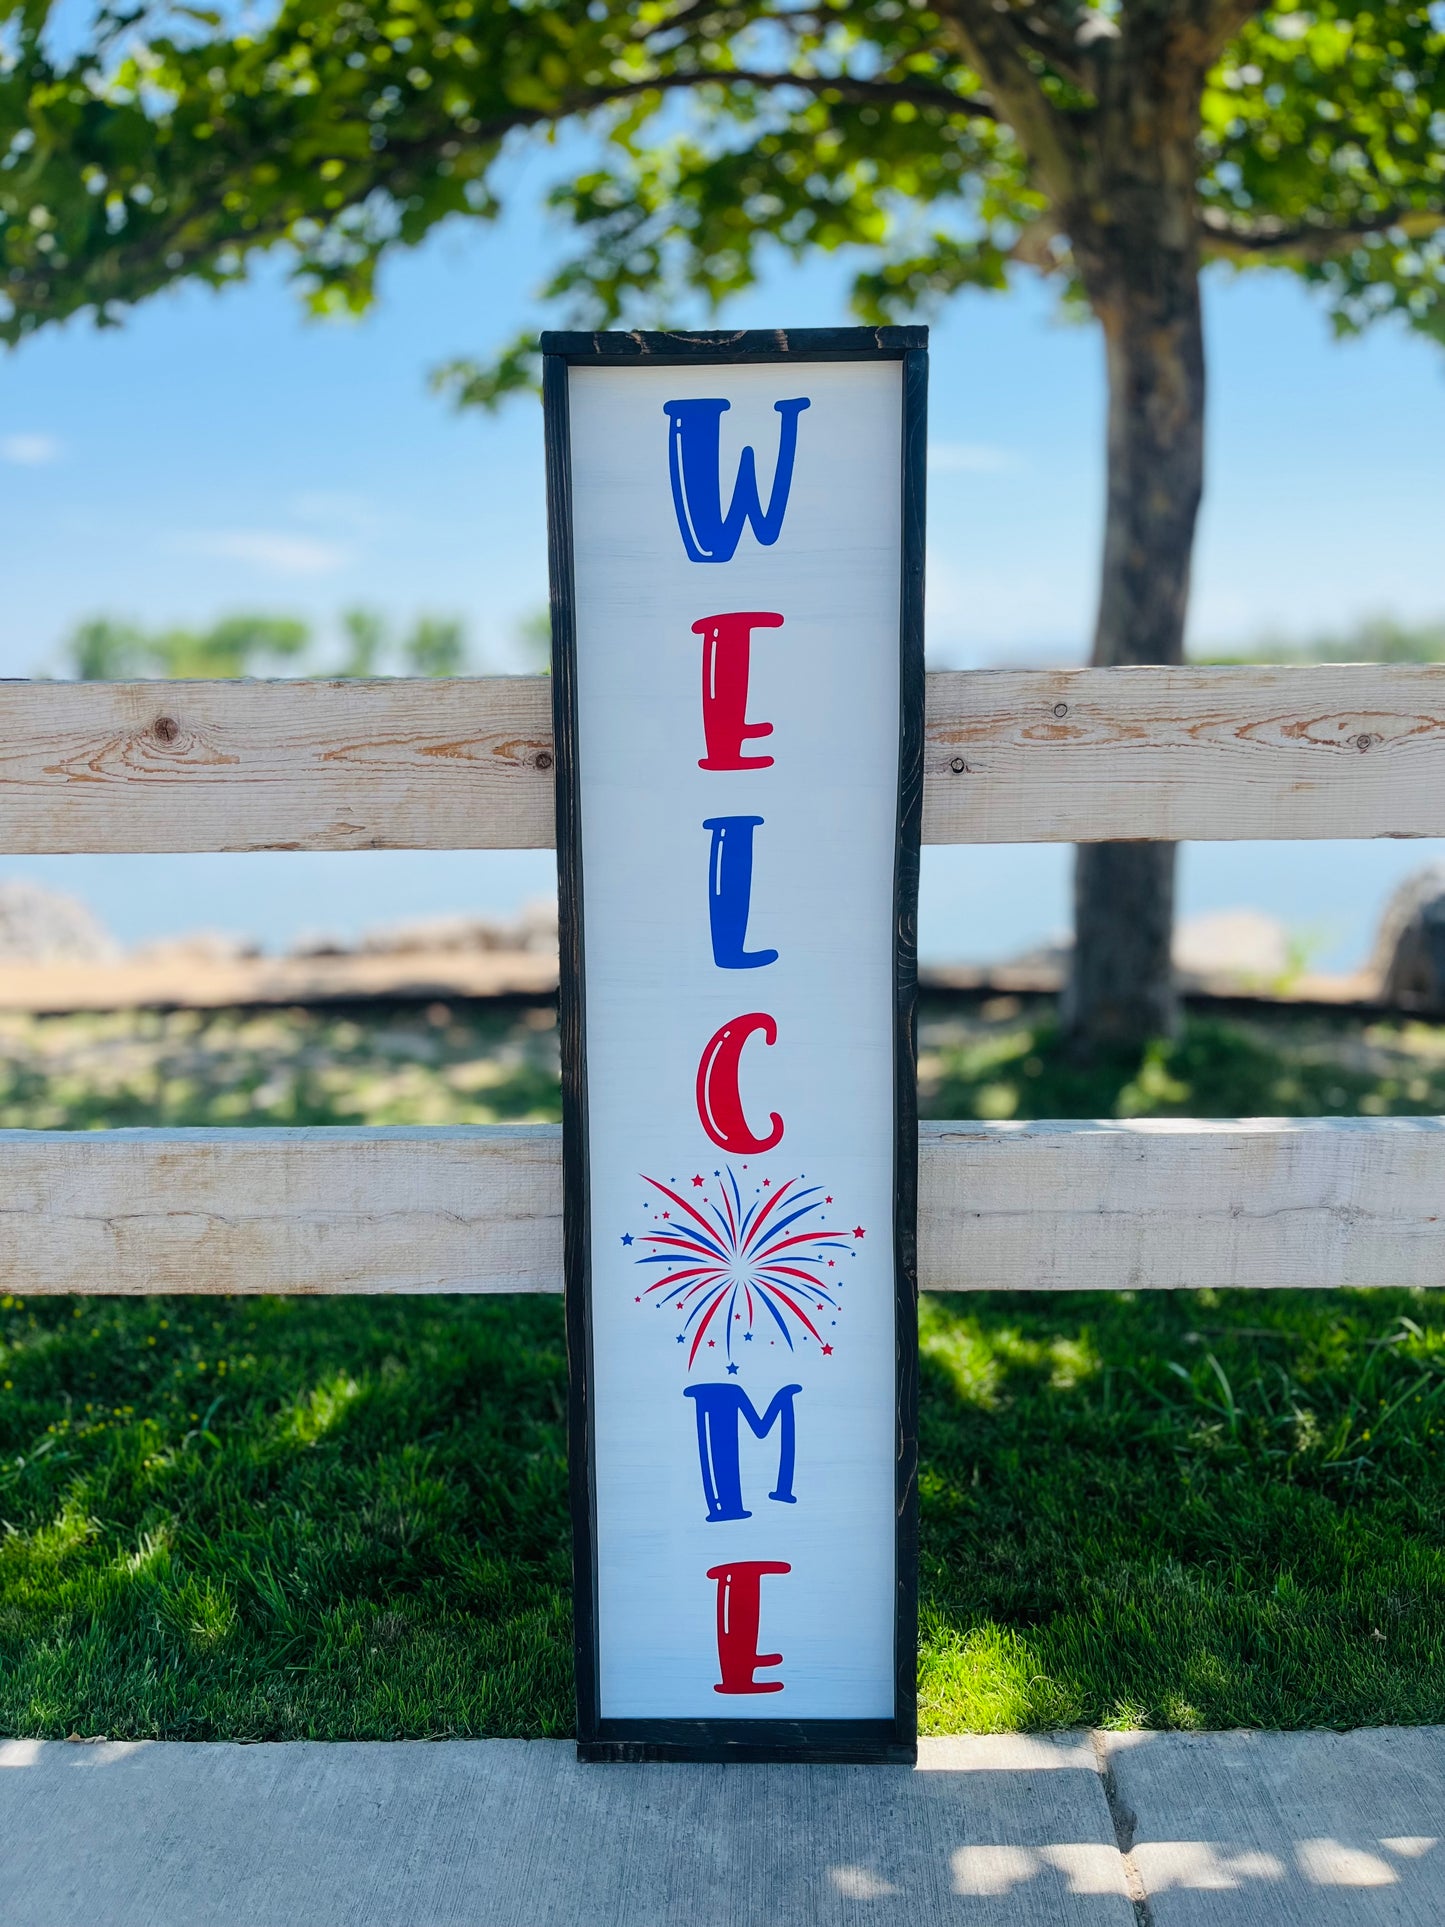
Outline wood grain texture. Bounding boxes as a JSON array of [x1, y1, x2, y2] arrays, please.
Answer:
[[8, 1117, 1443, 1296], [0, 1125, 562, 1295], [919, 1116, 1445, 1292], [2, 663, 1444, 852], [0, 677, 555, 853], [921, 664, 1445, 845]]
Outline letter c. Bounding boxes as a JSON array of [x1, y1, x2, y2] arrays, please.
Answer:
[[695, 1013, 783, 1154]]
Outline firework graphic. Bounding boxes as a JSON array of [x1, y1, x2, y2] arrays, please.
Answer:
[[624, 1166, 864, 1368]]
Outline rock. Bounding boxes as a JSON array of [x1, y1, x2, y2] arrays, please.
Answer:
[[0, 879, 119, 963], [989, 912, 1295, 996], [1373, 864, 1445, 1012], [349, 897, 560, 959], [287, 932, 350, 959], [356, 915, 513, 956], [131, 931, 261, 964], [511, 897, 559, 954], [1172, 910, 1291, 990]]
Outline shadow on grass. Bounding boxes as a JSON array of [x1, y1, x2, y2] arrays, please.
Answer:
[[918, 1287, 1445, 1734], [5, 1000, 1445, 1737], [918, 999, 1445, 1123], [0, 1004, 563, 1132], [8, 1282, 1445, 1739], [0, 1294, 573, 1740]]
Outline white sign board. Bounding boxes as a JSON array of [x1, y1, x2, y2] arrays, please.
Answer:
[[545, 329, 925, 1763]]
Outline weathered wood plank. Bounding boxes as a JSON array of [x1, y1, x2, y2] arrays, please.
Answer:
[[0, 664, 1442, 852], [5, 1117, 1442, 1296], [0, 1126, 563, 1296], [922, 663, 1445, 845], [918, 1116, 1445, 1292], [0, 677, 555, 853]]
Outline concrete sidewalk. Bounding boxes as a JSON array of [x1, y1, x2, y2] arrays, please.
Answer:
[[1, 1728, 1441, 1926]]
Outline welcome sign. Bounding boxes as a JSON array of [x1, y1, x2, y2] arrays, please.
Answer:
[[544, 327, 926, 1763]]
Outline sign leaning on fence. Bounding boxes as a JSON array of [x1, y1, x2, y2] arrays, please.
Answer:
[[544, 326, 926, 1763]]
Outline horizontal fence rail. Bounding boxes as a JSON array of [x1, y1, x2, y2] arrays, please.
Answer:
[[1, 664, 1443, 852], [5, 1118, 1442, 1297]]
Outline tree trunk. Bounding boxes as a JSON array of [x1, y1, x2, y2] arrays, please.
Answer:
[[1060, 109, 1207, 1056]]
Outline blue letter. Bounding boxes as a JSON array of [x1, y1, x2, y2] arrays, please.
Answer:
[[665, 398, 810, 563], [684, 1383, 802, 1522], [704, 816, 777, 970]]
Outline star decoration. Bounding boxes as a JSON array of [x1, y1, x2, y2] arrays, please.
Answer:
[[821, 1343, 834, 1355], [625, 1164, 852, 1369], [726, 1363, 739, 1375], [852, 1226, 866, 1239]]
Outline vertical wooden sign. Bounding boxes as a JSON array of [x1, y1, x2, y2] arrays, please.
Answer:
[[545, 327, 925, 1763]]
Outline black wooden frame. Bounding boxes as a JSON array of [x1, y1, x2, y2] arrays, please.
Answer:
[[543, 327, 926, 1765]]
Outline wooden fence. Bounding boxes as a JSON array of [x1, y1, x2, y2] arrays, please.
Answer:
[[10, 663, 1445, 1299]]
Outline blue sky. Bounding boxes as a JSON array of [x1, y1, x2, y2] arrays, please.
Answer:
[[3, 165, 1444, 965]]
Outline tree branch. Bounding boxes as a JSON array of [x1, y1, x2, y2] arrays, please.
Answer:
[[13, 63, 997, 332], [1201, 204, 1445, 260], [929, 0, 1084, 192], [1200, 0, 1270, 59], [692, 67, 999, 118], [386, 66, 1001, 139]]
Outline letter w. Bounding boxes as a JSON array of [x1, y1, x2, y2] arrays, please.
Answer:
[[665, 398, 810, 563]]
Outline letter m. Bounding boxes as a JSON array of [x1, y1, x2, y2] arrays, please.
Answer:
[[684, 1382, 802, 1522]]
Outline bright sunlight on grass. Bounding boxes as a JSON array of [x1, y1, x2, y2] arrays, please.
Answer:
[[2, 994, 1444, 1737]]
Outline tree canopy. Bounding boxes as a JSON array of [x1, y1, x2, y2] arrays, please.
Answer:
[[2, 0, 1441, 375], [8, 0, 1443, 1052]]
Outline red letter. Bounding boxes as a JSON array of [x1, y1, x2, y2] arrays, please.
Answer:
[[692, 611, 783, 771], [696, 1013, 783, 1153], [707, 1560, 791, 1694]]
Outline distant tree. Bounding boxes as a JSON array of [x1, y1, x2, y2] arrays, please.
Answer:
[[57, 611, 471, 677], [60, 614, 309, 679], [68, 619, 146, 682], [7, 0, 1443, 1048], [335, 609, 472, 676], [405, 616, 468, 677], [152, 615, 312, 678], [1196, 615, 1445, 665], [514, 610, 553, 673], [337, 608, 388, 678]]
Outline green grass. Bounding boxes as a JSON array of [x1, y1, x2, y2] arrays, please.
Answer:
[[3, 995, 1445, 1737], [918, 1288, 1445, 1731], [0, 1294, 573, 1738]]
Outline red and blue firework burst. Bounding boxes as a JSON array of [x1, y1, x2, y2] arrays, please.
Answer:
[[624, 1166, 863, 1368]]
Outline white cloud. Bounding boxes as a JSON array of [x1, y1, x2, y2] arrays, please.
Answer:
[[171, 529, 352, 577], [288, 491, 384, 534], [924, 551, 1088, 667], [1, 433, 62, 466], [928, 441, 1025, 475]]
